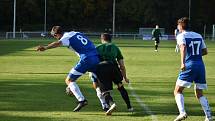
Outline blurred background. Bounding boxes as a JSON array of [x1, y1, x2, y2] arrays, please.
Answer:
[[0, 0, 215, 40]]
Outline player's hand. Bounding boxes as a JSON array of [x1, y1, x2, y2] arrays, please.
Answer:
[[37, 45, 46, 51], [180, 64, 186, 71], [124, 78, 130, 83]]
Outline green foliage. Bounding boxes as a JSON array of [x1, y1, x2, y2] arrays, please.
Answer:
[[0, 0, 215, 33]]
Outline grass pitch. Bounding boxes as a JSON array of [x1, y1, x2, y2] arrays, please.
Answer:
[[0, 38, 214, 121]]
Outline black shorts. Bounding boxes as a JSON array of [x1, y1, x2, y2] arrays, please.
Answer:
[[95, 61, 123, 92], [155, 38, 160, 44]]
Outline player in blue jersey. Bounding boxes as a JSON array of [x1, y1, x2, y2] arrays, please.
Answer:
[[37, 26, 100, 112], [173, 17, 213, 121]]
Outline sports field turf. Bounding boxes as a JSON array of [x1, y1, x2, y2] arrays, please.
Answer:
[[0, 38, 214, 121]]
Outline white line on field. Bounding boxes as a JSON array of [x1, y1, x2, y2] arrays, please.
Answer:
[[128, 83, 158, 121]]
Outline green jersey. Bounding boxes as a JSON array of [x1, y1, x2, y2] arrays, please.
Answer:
[[96, 43, 123, 65], [152, 29, 161, 39]]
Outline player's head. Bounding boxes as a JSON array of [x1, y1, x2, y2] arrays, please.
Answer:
[[177, 17, 190, 32], [51, 26, 64, 39], [155, 25, 159, 29], [101, 33, 112, 43]]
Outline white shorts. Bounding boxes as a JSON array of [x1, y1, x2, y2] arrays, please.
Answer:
[[176, 79, 208, 90]]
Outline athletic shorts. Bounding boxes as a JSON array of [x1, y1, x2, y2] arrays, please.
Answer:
[[154, 38, 160, 44], [67, 55, 99, 81], [95, 61, 123, 93], [176, 63, 207, 89], [89, 63, 123, 85]]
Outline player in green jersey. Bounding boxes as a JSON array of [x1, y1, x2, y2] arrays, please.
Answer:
[[152, 25, 162, 52], [91, 33, 133, 112]]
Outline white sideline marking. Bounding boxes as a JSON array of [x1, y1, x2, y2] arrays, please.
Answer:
[[128, 83, 158, 121]]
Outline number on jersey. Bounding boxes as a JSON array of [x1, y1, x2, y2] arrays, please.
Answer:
[[189, 41, 201, 55], [77, 35, 88, 45]]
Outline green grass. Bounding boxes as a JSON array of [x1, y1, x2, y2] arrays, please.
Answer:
[[0, 38, 214, 121]]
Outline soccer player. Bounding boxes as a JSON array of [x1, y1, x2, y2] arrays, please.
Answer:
[[36, 26, 100, 112], [152, 25, 162, 52], [173, 17, 213, 121], [91, 33, 133, 111]]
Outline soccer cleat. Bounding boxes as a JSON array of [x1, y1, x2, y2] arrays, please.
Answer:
[[174, 113, 187, 121], [205, 117, 213, 121], [154, 50, 158, 52], [73, 100, 88, 112], [105, 103, 116, 116]]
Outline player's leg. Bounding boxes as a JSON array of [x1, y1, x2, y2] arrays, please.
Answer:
[[174, 85, 187, 121], [195, 89, 213, 121], [113, 65, 133, 111], [96, 61, 116, 115], [66, 76, 88, 112], [66, 60, 90, 112], [174, 66, 194, 121], [89, 72, 109, 111], [154, 39, 159, 51], [103, 91, 116, 115], [116, 82, 133, 111], [194, 65, 213, 121]]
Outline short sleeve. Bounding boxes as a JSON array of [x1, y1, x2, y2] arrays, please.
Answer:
[[201, 39, 206, 49], [59, 36, 70, 46], [176, 34, 186, 46], [116, 46, 123, 60]]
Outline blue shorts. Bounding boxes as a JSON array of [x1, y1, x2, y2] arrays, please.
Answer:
[[177, 62, 207, 89], [67, 56, 99, 81]]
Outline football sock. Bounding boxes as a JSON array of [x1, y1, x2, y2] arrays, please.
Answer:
[[118, 86, 132, 109], [103, 92, 114, 106], [96, 87, 108, 109], [175, 93, 186, 114], [199, 96, 212, 118], [155, 45, 158, 50], [68, 82, 85, 101]]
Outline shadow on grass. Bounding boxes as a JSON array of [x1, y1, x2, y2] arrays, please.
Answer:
[[0, 40, 51, 56], [0, 79, 212, 118]]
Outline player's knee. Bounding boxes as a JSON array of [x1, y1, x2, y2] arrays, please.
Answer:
[[65, 77, 74, 85], [174, 89, 183, 96], [117, 83, 123, 88], [92, 82, 98, 89], [195, 90, 203, 99], [174, 86, 184, 96]]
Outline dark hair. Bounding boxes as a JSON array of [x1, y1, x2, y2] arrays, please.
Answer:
[[177, 17, 190, 30], [51, 26, 64, 36], [101, 33, 112, 42]]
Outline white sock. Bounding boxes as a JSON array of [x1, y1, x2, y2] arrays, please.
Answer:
[[96, 87, 108, 109], [199, 96, 212, 118], [68, 82, 85, 101], [175, 93, 186, 114]]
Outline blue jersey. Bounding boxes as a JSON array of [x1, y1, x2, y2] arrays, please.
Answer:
[[176, 31, 207, 86], [59, 31, 98, 59], [177, 31, 206, 64]]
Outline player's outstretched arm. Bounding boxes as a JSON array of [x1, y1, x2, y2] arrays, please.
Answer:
[[37, 41, 62, 51]]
